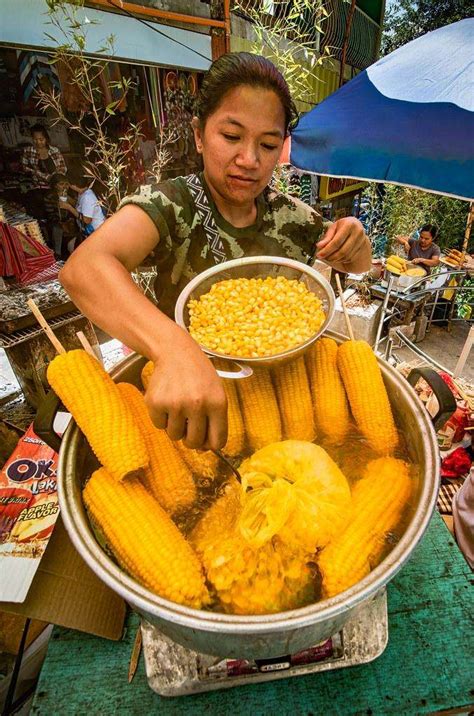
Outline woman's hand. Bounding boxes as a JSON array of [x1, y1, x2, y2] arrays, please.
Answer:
[[316, 216, 372, 274], [144, 331, 228, 451]]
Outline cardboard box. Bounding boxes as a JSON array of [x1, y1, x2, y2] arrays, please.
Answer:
[[1, 518, 126, 641]]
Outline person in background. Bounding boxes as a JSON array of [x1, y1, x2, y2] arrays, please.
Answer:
[[21, 124, 67, 221], [44, 173, 78, 259], [55, 176, 105, 251], [72, 178, 106, 235], [396, 223, 441, 272]]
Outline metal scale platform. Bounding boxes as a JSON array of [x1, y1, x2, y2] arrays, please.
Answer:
[[141, 589, 388, 697]]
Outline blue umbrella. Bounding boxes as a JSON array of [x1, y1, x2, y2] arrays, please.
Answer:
[[290, 19, 474, 201]]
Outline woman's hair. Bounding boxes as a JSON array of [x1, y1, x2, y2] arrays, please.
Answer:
[[49, 173, 68, 190], [30, 123, 50, 145], [194, 52, 298, 134], [420, 223, 439, 240]]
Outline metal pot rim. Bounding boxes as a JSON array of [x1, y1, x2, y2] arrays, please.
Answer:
[[58, 334, 440, 633]]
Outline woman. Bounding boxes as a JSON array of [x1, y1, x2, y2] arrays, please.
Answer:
[[396, 223, 441, 273], [22, 124, 67, 220], [60, 53, 372, 450]]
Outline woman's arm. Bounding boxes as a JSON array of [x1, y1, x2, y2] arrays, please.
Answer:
[[60, 205, 227, 450], [411, 255, 440, 268], [395, 235, 411, 253], [316, 217, 372, 274]]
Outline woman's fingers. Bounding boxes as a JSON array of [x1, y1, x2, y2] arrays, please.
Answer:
[[316, 218, 364, 263], [166, 411, 187, 442], [183, 411, 208, 449], [204, 396, 228, 451]]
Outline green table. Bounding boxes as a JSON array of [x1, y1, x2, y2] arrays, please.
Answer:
[[32, 513, 473, 715]]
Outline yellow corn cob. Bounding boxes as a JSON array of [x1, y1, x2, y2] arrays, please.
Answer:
[[318, 457, 412, 598], [191, 480, 315, 614], [141, 360, 154, 390], [47, 350, 148, 482], [116, 383, 196, 513], [213, 360, 246, 457], [83, 467, 209, 608], [222, 377, 245, 455], [272, 357, 315, 442], [305, 338, 350, 443], [237, 368, 282, 451], [176, 441, 219, 479], [337, 340, 398, 454]]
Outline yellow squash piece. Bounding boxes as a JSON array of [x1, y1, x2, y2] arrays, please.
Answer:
[[238, 440, 352, 553], [405, 268, 425, 277], [272, 357, 315, 442], [84, 467, 209, 609], [117, 383, 196, 513], [190, 480, 316, 615], [237, 368, 282, 451], [305, 338, 350, 443], [47, 350, 148, 482], [337, 340, 398, 454], [318, 457, 412, 598]]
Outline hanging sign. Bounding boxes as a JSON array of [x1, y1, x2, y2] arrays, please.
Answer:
[[319, 176, 367, 200]]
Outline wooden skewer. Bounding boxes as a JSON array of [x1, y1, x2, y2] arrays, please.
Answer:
[[334, 274, 355, 341], [76, 330, 97, 359], [27, 299, 66, 354]]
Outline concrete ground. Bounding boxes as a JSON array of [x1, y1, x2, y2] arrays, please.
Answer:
[[391, 321, 474, 382]]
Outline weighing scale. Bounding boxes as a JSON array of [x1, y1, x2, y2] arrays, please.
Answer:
[[141, 589, 388, 696]]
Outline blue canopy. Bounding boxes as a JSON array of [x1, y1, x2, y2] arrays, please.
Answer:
[[290, 19, 474, 201]]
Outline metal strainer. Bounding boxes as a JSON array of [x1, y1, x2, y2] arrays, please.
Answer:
[[174, 256, 335, 375]]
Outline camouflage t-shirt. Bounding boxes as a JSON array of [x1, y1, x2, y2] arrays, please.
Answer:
[[119, 172, 326, 318]]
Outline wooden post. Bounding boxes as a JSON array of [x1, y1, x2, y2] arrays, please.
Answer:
[[461, 201, 473, 254], [338, 0, 357, 88], [453, 325, 474, 379]]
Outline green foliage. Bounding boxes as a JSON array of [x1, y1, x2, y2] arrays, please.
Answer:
[[364, 182, 469, 254], [36, 0, 143, 212], [232, 0, 331, 108], [382, 0, 472, 55]]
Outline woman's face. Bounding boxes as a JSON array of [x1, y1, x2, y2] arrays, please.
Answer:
[[32, 132, 48, 150], [193, 85, 286, 209], [419, 231, 434, 249]]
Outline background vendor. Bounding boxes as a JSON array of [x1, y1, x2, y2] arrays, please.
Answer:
[[396, 223, 441, 272], [21, 124, 67, 221]]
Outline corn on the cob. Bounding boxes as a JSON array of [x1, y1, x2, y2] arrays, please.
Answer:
[[176, 441, 219, 478], [213, 360, 246, 457], [272, 357, 315, 442], [188, 276, 325, 358], [47, 350, 148, 482], [318, 457, 412, 598], [337, 340, 398, 454], [141, 360, 154, 390], [191, 480, 315, 614], [237, 368, 282, 451], [84, 467, 209, 608], [305, 338, 350, 443], [116, 383, 196, 513], [221, 377, 245, 455]]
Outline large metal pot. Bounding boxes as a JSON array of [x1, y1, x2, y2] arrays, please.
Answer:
[[35, 338, 455, 659]]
